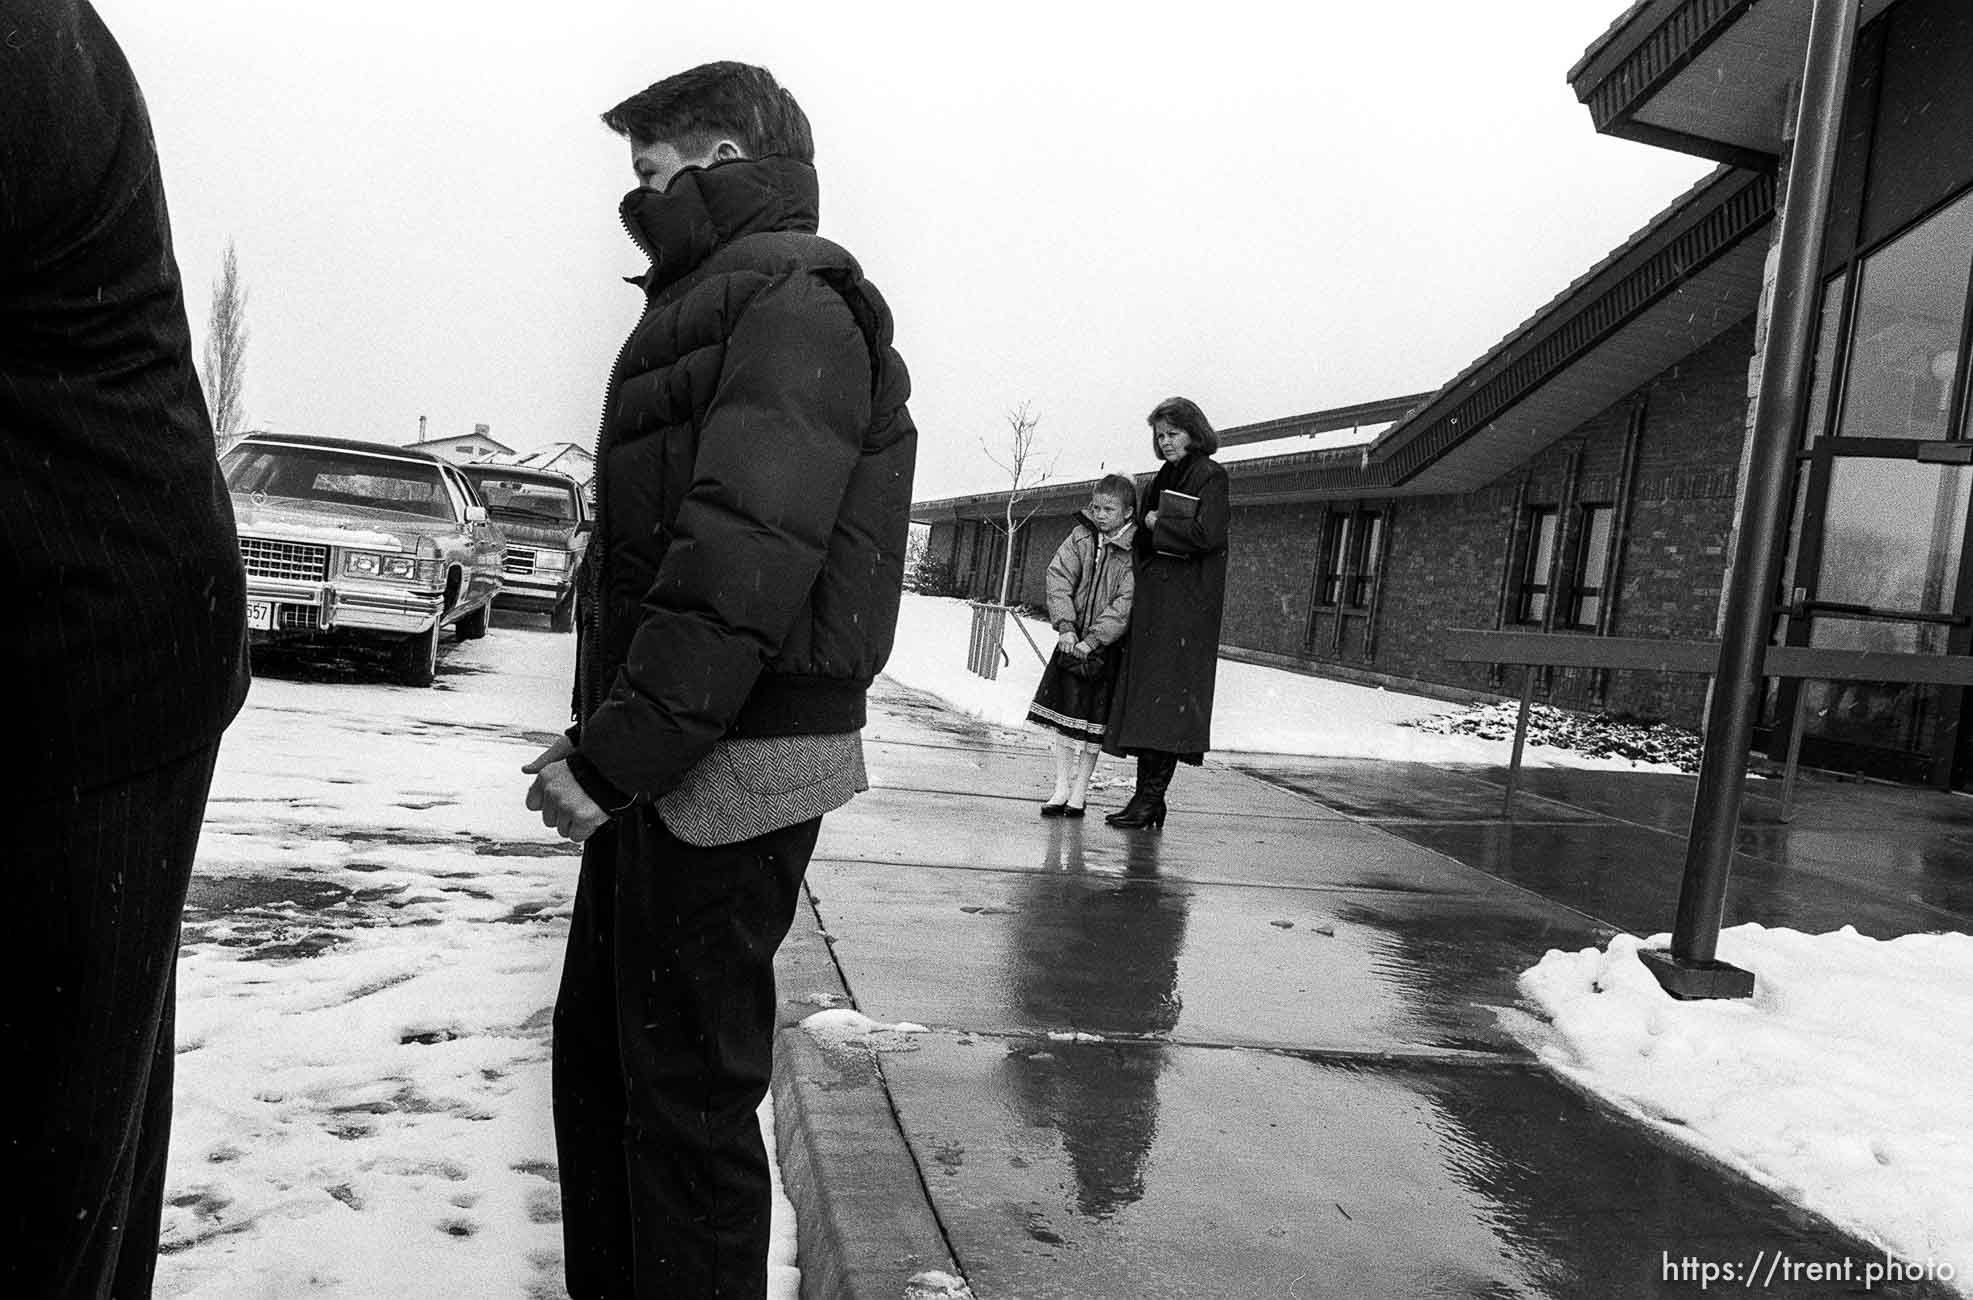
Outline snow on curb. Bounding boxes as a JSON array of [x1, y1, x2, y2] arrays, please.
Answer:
[[905, 1270, 977, 1299], [798, 1007, 931, 1054]]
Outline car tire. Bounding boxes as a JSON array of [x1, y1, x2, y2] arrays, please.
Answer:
[[456, 602, 489, 642], [550, 593, 576, 634], [394, 623, 439, 687]]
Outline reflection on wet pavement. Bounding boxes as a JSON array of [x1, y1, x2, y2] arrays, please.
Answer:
[[810, 710, 1971, 1297], [882, 1036, 1960, 1299], [1232, 757, 1973, 937]]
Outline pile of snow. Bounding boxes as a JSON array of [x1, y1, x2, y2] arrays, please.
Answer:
[[1514, 925, 1973, 1293], [905, 1270, 978, 1299], [799, 1008, 929, 1053], [884, 594, 1680, 771], [1406, 700, 1703, 771]]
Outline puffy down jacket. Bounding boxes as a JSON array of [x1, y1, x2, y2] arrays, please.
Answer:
[[570, 154, 916, 802]]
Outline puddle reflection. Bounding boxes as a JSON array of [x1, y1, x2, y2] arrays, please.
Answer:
[[997, 820, 1189, 1217]]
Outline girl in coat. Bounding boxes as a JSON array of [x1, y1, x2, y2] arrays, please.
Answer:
[[1103, 397, 1230, 830], [1026, 474, 1139, 816]]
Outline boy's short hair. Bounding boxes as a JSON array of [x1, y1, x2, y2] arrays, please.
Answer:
[[1146, 396, 1219, 456], [1093, 473, 1138, 516], [602, 61, 814, 164]]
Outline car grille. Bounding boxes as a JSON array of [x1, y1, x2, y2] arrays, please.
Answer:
[[504, 546, 537, 576], [278, 604, 321, 631], [241, 537, 329, 582]]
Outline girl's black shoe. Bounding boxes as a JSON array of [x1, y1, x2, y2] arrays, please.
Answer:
[[1039, 802, 1069, 817]]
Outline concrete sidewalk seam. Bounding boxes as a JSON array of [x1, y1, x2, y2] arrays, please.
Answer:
[[807, 851, 1494, 898], [912, 1024, 1533, 1069]]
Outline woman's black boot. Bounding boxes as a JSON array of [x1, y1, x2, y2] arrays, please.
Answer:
[[1106, 753, 1176, 829]]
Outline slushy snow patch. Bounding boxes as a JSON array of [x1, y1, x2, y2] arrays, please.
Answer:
[[1515, 924, 1973, 1292], [799, 1008, 930, 1038], [905, 1270, 977, 1299]]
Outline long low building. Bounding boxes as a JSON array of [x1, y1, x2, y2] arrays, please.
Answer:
[[915, 0, 1973, 790]]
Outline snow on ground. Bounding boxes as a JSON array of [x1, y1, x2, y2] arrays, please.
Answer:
[[883, 593, 1678, 771], [159, 624, 798, 1299], [1515, 927, 1973, 1294]]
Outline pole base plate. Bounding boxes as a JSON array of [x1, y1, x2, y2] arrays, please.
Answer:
[[1638, 948, 1756, 1001]]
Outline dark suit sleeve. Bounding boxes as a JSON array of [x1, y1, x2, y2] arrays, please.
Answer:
[[573, 271, 872, 799], [1151, 461, 1230, 557], [1, 0, 146, 277]]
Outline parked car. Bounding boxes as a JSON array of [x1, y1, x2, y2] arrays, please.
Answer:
[[220, 432, 505, 685], [460, 463, 591, 632]]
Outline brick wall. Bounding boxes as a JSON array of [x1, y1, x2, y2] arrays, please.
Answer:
[[1222, 501, 1326, 656], [1600, 324, 1753, 721]]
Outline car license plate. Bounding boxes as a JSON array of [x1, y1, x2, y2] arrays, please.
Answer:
[[246, 601, 274, 630]]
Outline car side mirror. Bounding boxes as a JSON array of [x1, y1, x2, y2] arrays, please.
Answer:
[[464, 504, 489, 524]]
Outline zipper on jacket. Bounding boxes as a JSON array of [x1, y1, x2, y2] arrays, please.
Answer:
[[576, 209, 655, 724]]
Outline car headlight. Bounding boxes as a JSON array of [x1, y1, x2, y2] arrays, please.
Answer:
[[342, 551, 424, 581], [533, 549, 571, 573]]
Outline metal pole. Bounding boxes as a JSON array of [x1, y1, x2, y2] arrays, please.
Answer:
[[1503, 667, 1535, 820], [1647, 0, 1859, 1000]]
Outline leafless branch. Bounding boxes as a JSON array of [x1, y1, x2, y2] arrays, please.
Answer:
[[200, 239, 250, 450]]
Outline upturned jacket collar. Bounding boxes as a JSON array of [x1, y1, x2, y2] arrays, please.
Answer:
[[619, 155, 822, 295]]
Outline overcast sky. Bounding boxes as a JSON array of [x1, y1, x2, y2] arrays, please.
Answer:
[[98, 1, 1715, 500]]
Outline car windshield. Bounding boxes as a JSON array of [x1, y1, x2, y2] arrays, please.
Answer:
[[464, 474, 578, 522], [223, 445, 456, 522]]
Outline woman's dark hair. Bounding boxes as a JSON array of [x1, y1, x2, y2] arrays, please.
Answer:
[[602, 61, 814, 164], [1146, 396, 1218, 456], [1093, 472, 1138, 518]]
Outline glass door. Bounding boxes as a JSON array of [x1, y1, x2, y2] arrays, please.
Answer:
[[1775, 187, 1973, 785]]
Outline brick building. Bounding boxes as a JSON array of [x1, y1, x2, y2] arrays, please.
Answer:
[[916, 0, 1973, 789]]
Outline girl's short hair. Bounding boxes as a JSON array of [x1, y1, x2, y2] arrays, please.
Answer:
[[1146, 396, 1218, 456], [1093, 472, 1138, 516]]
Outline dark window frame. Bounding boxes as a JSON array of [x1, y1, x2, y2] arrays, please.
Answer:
[[1563, 503, 1617, 630], [1343, 510, 1384, 610], [1311, 506, 1385, 612], [1514, 506, 1561, 625]]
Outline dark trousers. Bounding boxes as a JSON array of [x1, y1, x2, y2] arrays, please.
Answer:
[[3, 742, 221, 1300], [553, 808, 820, 1299]]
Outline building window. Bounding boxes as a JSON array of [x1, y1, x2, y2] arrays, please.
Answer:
[[1829, 187, 1973, 443], [1345, 511, 1383, 609], [1565, 504, 1615, 629], [1315, 512, 1348, 606], [1313, 508, 1384, 610], [965, 520, 987, 580], [1515, 507, 1560, 624]]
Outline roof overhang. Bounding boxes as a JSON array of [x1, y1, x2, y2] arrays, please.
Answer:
[[1570, 0, 1896, 164], [1370, 169, 1771, 495]]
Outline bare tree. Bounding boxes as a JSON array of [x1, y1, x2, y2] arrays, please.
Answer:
[[980, 401, 1055, 605], [201, 240, 249, 449]]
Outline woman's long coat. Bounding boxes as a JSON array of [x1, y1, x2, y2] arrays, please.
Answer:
[[1103, 451, 1230, 759]]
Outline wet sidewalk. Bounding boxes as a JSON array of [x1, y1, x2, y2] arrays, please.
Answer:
[[769, 678, 1973, 1299]]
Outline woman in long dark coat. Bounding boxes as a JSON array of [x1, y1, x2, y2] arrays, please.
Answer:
[[1103, 396, 1230, 829]]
